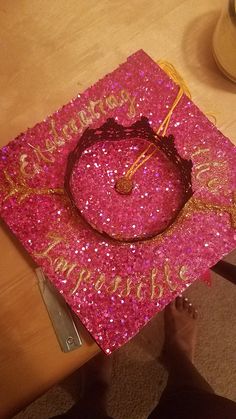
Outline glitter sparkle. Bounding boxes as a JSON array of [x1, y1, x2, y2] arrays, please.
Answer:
[[0, 50, 235, 354]]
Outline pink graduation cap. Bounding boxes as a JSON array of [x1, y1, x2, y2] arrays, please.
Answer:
[[0, 50, 235, 354]]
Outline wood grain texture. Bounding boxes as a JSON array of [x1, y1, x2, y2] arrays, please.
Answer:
[[0, 0, 235, 417]]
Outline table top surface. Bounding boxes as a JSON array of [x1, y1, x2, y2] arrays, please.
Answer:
[[0, 0, 235, 417]]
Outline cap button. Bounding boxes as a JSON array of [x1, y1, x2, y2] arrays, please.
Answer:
[[115, 177, 133, 195]]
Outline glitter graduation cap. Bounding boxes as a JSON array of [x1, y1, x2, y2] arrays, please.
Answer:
[[0, 50, 236, 354]]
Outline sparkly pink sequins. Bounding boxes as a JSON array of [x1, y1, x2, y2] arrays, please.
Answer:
[[0, 50, 236, 354], [72, 138, 184, 240], [67, 117, 193, 241]]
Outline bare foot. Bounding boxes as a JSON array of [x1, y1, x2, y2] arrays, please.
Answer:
[[161, 296, 198, 366]]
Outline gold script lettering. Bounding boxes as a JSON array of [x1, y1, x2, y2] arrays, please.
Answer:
[[136, 282, 144, 300], [94, 273, 106, 291], [87, 100, 102, 119], [179, 266, 189, 282], [45, 139, 57, 153], [106, 95, 119, 110], [69, 269, 91, 295], [120, 89, 136, 118], [53, 256, 77, 278], [68, 118, 79, 133], [20, 89, 136, 179], [28, 143, 55, 163], [97, 100, 106, 115], [120, 278, 133, 297], [77, 110, 92, 127], [50, 119, 65, 146], [108, 275, 122, 293], [34, 233, 63, 264], [191, 148, 210, 157], [62, 125, 72, 140], [195, 161, 226, 180], [164, 261, 177, 291], [150, 268, 163, 299], [207, 178, 223, 191], [19, 154, 39, 178]]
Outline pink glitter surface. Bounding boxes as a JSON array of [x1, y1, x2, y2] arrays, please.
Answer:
[[0, 50, 236, 353], [72, 139, 183, 239]]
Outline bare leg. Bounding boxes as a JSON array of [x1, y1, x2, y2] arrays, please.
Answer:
[[148, 297, 236, 419], [52, 353, 113, 419], [161, 296, 214, 394]]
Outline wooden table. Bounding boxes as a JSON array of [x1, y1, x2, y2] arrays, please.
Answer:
[[0, 0, 235, 417]]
